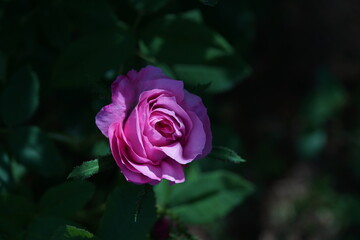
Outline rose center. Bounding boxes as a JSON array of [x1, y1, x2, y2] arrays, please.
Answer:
[[154, 120, 174, 137]]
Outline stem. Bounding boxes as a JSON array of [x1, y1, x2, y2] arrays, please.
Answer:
[[134, 184, 151, 222]]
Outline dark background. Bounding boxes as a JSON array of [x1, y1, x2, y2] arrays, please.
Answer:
[[1, 0, 360, 239]]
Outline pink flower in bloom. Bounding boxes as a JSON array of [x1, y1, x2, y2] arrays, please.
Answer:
[[95, 66, 212, 184]]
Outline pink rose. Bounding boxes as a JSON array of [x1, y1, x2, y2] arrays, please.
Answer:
[[95, 66, 212, 184]]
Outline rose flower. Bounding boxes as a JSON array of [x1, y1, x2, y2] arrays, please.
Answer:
[[96, 66, 212, 184]]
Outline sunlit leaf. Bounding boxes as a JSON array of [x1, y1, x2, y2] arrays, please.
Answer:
[[27, 217, 76, 240], [155, 170, 253, 224], [207, 146, 246, 163], [51, 225, 97, 240], [68, 157, 116, 180]]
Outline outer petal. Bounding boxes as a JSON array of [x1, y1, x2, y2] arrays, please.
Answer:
[[95, 104, 125, 137], [119, 165, 153, 184], [183, 111, 207, 159], [138, 79, 185, 102], [111, 66, 172, 108], [125, 158, 184, 184], [160, 159, 185, 183], [135, 66, 170, 82], [123, 107, 147, 158], [183, 90, 212, 158], [108, 122, 153, 184]]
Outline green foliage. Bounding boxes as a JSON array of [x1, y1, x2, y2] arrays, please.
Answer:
[[98, 185, 156, 240], [51, 225, 97, 240], [68, 157, 116, 180], [52, 31, 135, 87], [0, 194, 35, 239], [128, 0, 171, 13], [0, 66, 39, 126], [140, 12, 250, 93], [61, 0, 120, 34], [207, 146, 246, 163], [302, 68, 346, 129], [39, 181, 95, 218], [9, 126, 66, 178], [0, 147, 12, 190], [155, 170, 254, 224], [198, 0, 218, 7], [27, 217, 76, 240], [297, 68, 347, 160], [297, 129, 327, 159]]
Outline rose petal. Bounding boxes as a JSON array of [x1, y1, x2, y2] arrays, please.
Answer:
[[125, 158, 184, 184], [138, 79, 185, 102], [111, 66, 172, 109], [118, 165, 153, 184], [183, 90, 212, 158], [160, 159, 185, 183], [160, 112, 205, 164], [123, 107, 147, 158], [135, 66, 170, 82], [95, 104, 125, 137]]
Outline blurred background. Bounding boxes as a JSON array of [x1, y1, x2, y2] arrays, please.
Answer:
[[1, 0, 360, 239]]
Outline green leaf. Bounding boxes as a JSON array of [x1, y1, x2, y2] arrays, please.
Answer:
[[9, 126, 66, 178], [39, 181, 95, 218], [0, 147, 12, 190], [11, 160, 27, 184], [207, 146, 246, 163], [27, 217, 76, 240], [51, 225, 97, 240], [127, 0, 171, 13], [198, 0, 218, 7], [98, 185, 156, 240], [68, 157, 116, 180], [297, 129, 327, 159], [155, 170, 253, 224], [171, 189, 246, 224], [180, 9, 203, 23], [140, 15, 233, 64], [140, 13, 250, 93], [302, 68, 347, 128], [174, 63, 250, 94], [52, 31, 135, 87], [0, 194, 35, 239], [0, 66, 39, 126], [39, 5, 72, 50], [62, 0, 121, 34]]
